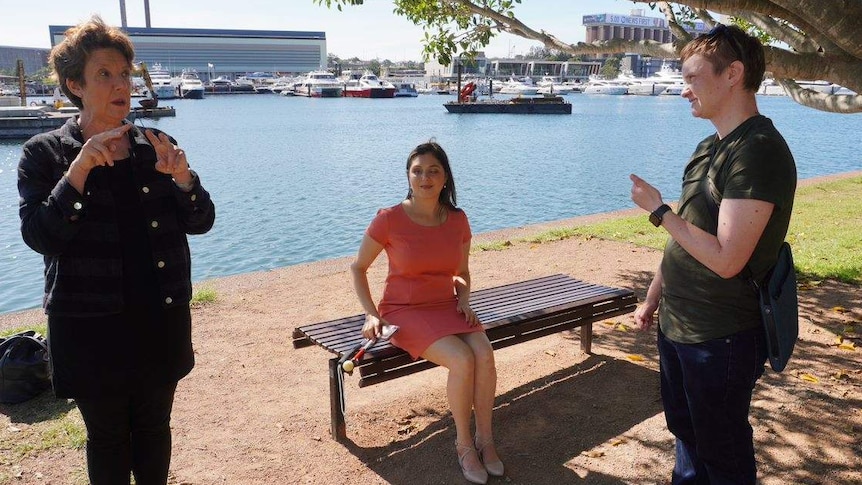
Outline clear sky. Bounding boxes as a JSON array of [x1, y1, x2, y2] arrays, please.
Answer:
[[1, 0, 635, 61]]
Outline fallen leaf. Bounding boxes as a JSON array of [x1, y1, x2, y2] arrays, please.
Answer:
[[610, 438, 627, 446], [833, 306, 847, 313], [603, 320, 616, 326], [615, 323, 629, 332], [581, 450, 605, 458], [800, 373, 819, 383], [833, 370, 850, 381], [627, 354, 645, 362], [838, 343, 856, 352]]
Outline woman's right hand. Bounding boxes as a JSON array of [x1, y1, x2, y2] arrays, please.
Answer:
[[633, 300, 658, 331], [72, 124, 133, 173], [362, 314, 387, 340]]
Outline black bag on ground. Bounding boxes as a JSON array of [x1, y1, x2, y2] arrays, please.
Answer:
[[754, 242, 798, 372], [0, 330, 51, 404]]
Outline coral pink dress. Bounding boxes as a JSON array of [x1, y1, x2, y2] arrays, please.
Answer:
[[367, 204, 484, 359]]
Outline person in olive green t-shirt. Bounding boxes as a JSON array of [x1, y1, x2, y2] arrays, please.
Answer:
[[628, 25, 796, 485]]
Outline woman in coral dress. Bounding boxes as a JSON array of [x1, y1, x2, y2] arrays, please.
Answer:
[[351, 142, 503, 484]]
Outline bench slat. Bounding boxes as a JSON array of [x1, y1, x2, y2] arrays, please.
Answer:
[[293, 275, 630, 357]]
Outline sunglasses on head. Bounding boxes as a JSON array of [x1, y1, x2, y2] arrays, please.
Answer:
[[703, 23, 744, 61]]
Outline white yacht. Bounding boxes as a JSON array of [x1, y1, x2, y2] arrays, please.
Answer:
[[293, 71, 343, 97], [648, 62, 685, 95], [146, 62, 177, 100], [172, 70, 205, 99], [582, 78, 628, 95], [536, 76, 574, 95], [393, 81, 419, 97], [498, 77, 539, 96]]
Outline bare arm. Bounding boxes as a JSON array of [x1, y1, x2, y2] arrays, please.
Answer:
[[350, 234, 388, 339], [633, 265, 663, 331], [630, 174, 772, 278], [454, 241, 480, 326]]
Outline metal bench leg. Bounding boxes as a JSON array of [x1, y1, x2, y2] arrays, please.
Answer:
[[580, 323, 593, 354], [329, 357, 347, 442]]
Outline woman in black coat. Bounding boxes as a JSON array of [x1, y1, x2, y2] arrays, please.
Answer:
[[17, 15, 215, 484]]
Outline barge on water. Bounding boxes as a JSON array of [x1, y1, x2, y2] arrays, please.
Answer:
[[444, 95, 572, 114], [0, 104, 176, 139]]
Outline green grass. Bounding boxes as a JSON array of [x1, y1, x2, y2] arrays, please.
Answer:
[[190, 286, 218, 306], [786, 177, 862, 283], [1, 324, 48, 338], [473, 240, 515, 252], [483, 176, 862, 285]]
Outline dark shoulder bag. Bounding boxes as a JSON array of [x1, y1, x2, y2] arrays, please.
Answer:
[[704, 163, 798, 372], [0, 330, 51, 404]]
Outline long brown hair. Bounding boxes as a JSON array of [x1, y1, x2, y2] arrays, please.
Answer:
[[405, 141, 459, 211]]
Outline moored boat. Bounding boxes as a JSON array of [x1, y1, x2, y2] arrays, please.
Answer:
[[294, 71, 343, 97], [146, 62, 177, 100], [445, 94, 571, 114], [342, 71, 396, 98], [205, 76, 255, 94], [393, 81, 419, 97], [582, 79, 628, 95], [173, 70, 205, 99]]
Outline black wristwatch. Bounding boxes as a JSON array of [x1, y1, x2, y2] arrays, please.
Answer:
[[649, 204, 672, 227]]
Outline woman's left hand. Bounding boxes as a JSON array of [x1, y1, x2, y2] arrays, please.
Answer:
[[146, 129, 191, 183], [457, 300, 481, 327], [629, 174, 664, 213]]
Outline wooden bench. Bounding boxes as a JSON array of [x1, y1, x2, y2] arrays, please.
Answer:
[[292, 273, 636, 441]]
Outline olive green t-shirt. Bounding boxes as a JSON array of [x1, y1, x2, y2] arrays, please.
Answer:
[[659, 115, 797, 344]]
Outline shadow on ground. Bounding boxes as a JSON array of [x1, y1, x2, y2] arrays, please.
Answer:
[[342, 355, 663, 484], [0, 390, 76, 424]]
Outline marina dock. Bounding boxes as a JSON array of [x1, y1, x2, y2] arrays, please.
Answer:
[[0, 103, 176, 139]]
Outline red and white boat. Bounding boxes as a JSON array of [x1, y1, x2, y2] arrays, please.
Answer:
[[341, 71, 396, 98]]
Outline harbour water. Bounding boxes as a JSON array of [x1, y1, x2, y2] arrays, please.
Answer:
[[1, 93, 860, 314]]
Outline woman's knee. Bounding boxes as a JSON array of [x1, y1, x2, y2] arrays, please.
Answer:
[[462, 333, 495, 369], [423, 336, 475, 373]]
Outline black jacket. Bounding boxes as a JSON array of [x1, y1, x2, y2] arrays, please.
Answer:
[[18, 117, 215, 316]]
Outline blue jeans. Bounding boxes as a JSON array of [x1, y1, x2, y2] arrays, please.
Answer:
[[658, 326, 767, 485]]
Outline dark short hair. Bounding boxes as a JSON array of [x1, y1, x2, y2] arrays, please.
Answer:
[[680, 24, 765, 92], [405, 141, 459, 211], [48, 15, 135, 109]]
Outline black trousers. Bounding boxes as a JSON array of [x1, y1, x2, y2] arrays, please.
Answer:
[[74, 381, 178, 485]]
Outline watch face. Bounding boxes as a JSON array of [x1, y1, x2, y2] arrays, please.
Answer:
[[649, 212, 661, 227]]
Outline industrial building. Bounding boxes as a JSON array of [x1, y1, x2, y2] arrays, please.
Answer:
[[0, 46, 49, 75], [48, 26, 327, 80], [583, 10, 708, 44]]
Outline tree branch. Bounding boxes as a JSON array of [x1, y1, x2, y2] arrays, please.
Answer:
[[694, 8, 717, 27], [738, 12, 817, 52], [777, 79, 862, 113], [656, 1, 693, 49], [769, 0, 862, 60], [631, 0, 851, 59]]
